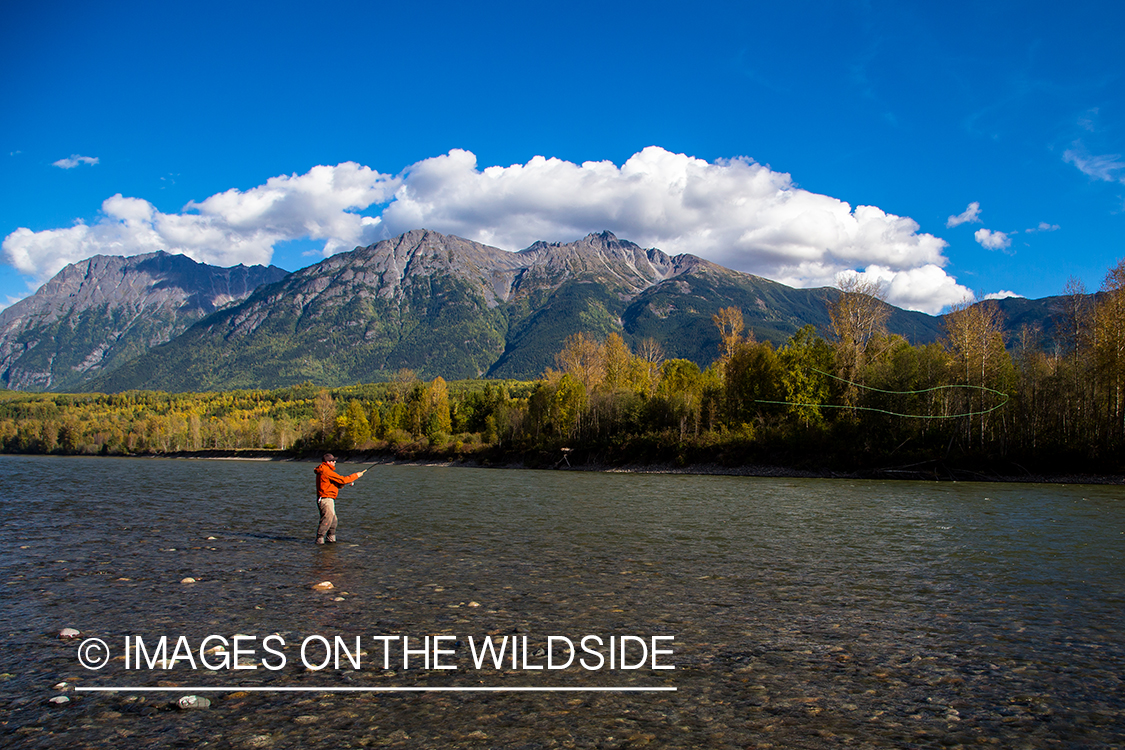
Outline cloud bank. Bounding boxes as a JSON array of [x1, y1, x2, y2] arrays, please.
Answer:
[[4, 147, 975, 313], [4, 163, 397, 279]]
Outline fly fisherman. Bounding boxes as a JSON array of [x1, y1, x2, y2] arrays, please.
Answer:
[[314, 453, 367, 544]]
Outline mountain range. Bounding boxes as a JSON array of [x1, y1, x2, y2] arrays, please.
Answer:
[[0, 230, 1069, 393], [0, 252, 288, 391]]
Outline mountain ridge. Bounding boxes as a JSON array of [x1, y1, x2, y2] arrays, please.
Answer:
[[0, 251, 289, 390], [84, 230, 943, 392], [0, 230, 1072, 393]]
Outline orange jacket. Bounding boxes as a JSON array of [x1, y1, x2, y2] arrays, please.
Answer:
[[315, 462, 359, 499]]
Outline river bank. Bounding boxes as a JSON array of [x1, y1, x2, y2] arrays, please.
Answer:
[[6, 444, 1122, 485]]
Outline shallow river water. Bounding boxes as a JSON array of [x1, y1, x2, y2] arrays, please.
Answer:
[[1, 455, 1123, 749]]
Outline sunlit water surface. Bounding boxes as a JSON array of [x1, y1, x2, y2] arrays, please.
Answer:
[[1, 455, 1123, 748]]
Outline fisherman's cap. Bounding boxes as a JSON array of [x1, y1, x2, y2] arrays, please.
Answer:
[[323, 453, 337, 462]]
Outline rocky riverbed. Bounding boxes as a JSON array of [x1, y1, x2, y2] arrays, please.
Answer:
[[2, 455, 1123, 748]]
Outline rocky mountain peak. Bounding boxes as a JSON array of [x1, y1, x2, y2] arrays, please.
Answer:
[[279, 229, 693, 312], [0, 251, 288, 390]]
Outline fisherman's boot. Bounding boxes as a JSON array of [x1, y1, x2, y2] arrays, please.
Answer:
[[316, 537, 325, 545], [326, 536, 336, 543]]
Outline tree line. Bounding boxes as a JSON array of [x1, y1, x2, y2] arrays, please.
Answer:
[[0, 378, 532, 457], [2, 258, 1123, 476]]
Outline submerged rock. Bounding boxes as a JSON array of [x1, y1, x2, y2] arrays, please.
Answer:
[[58, 628, 80, 639]]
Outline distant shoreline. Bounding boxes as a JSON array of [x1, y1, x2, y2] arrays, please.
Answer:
[[6, 448, 1122, 485]]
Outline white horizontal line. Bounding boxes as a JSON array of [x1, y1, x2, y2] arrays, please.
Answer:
[[75, 686, 676, 693]]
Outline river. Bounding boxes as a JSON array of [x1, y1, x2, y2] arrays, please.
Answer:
[[1, 455, 1122, 748]]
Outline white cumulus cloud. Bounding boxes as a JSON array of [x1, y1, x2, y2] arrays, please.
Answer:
[[983, 290, 1023, 300], [946, 201, 982, 227], [52, 154, 99, 169], [837, 265, 973, 315], [4, 147, 974, 313], [3, 162, 397, 281], [379, 147, 965, 312], [974, 228, 1012, 251]]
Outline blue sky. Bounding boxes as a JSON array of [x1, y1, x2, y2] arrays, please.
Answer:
[[2, 0, 1123, 314]]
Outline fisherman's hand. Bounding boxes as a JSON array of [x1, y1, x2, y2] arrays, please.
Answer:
[[358, 470, 367, 477]]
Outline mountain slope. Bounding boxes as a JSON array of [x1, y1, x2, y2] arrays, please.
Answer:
[[0, 252, 288, 391], [89, 231, 518, 391], [87, 230, 949, 392]]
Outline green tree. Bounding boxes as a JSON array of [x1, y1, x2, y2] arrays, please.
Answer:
[[724, 339, 784, 425], [339, 400, 372, 448], [778, 325, 833, 426]]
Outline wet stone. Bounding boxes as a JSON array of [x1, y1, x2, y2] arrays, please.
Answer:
[[175, 695, 211, 710]]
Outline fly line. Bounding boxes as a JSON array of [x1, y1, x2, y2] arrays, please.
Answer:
[[755, 368, 1010, 419]]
